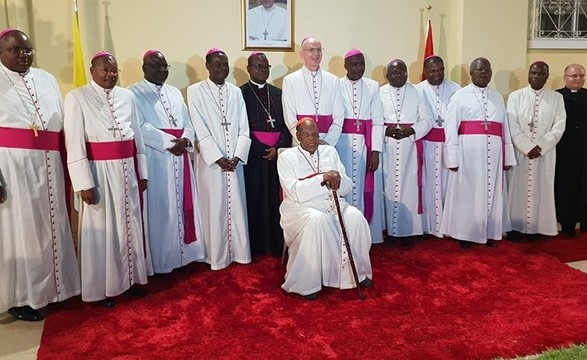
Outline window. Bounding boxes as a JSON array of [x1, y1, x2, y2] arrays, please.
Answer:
[[529, 0, 587, 48]]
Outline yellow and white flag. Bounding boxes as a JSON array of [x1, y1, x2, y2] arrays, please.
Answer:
[[72, 0, 86, 88]]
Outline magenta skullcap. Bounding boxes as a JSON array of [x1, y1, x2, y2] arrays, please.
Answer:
[[206, 48, 224, 56], [0, 28, 18, 40], [248, 51, 265, 58], [92, 50, 113, 61], [424, 54, 441, 62], [344, 48, 363, 59], [143, 49, 161, 60]]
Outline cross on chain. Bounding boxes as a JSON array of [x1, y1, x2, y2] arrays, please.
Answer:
[[267, 117, 276, 128], [107, 126, 119, 138], [221, 118, 231, 131], [263, 30, 269, 40]]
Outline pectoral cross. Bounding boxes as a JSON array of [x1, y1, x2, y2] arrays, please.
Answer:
[[169, 116, 178, 127], [267, 117, 276, 129], [107, 126, 119, 138], [221, 118, 231, 131], [355, 119, 361, 132], [30, 123, 39, 137], [435, 115, 443, 127], [483, 121, 489, 131], [263, 30, 269, 40], [527, 121, 534, 131]]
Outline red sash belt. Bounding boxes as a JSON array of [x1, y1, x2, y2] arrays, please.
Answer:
[[384, 122, 423, 214], [252, 131, 281, 147], [458, 120, 506, 169], [0, 126, 72, 218], [86, 140, 135, 160], [423, 128, 445, 142], [0, 126, 60, 150], [297, 114, 333, 134], [86, 139, 149, 256], [342, 118, 375, 222], [162, 129, 197, 244], [458, 120, 502, 137]]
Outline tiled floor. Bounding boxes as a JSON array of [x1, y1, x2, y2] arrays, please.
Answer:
[[2, 260, 587, 360]]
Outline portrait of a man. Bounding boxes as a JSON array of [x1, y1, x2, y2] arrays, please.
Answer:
[[244, 0, 293, 50]]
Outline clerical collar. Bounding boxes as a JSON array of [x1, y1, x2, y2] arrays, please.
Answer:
[[0, 62, 30, 77], [249, 80, 266, 88], [530, 85, 545, 94], [471, 84, 487, 91], [302, 66, 320, 75], [262, 3, 276, 12], [346, 76, 361, 84], [207, 78, 225, 88], [145, 79, 164, 88], [298, 144, 318, 157], [90, 79, 114, 92]]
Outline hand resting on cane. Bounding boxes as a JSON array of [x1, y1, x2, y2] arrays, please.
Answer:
[[320, 170, 341, 190]]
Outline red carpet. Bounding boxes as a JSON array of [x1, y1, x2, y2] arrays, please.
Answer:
[[38, 239, 587, 360], [516, 232, 587, 263]]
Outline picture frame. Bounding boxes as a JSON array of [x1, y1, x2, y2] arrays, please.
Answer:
[[242, 0, 294, 51]]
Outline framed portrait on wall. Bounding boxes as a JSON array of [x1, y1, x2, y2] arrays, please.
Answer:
[[242, 0, 294, 51]]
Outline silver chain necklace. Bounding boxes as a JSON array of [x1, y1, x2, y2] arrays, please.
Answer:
[[149, 82, 178, 127], [204, 81, 231, 131], [303, 70, 322, 122], [298, 147, 320, 174], [388, 84, 406, 129], [91, 84, 122, 138], [1, 66, 43, 136], [247, 81, 275, 128], [471, 85, 490, 130], [345, 78, 363, 131], [426, 82, 445, 126], [528, 87, 544, 131]]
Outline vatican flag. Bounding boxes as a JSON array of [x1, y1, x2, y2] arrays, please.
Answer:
[[73, 0, 86, 88]]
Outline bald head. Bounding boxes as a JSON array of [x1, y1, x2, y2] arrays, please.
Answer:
[[386, 59, 407, 88], [563, 63, 585, 91], [300, 36, 322, 71]]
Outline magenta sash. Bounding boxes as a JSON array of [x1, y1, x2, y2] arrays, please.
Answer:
[[252, 131, 281, 147], [0, 126, 60, 150], [0, 126, 72, 219], [86, 140, 135, 160], [458, 120, 505, 169], [87, 139, 149, 256], [296, 114, 333, 134], [423, 128, 445, 142], [384, 122, 424, 214], [162, 129, 197, 244], [341, 118, 375, 222]]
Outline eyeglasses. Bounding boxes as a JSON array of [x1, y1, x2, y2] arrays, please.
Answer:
[[249, 64, 271, 70], [565, 74, 585, 79], [302, 48, 323, 54], [145, 64, 171, 71], [94, 67, 121, 75], [6, 47, 35, 56]]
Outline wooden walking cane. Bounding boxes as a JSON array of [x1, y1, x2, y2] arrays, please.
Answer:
[[331, 189, 366, 301]]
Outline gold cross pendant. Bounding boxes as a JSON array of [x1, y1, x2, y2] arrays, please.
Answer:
[[31, 123, 39, 137]]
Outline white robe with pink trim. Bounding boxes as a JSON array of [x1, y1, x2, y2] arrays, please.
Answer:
[[440, 84, 516, 243]]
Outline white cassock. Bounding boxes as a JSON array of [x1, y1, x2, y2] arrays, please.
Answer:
[[415, 79, 461, 237], [282, 66, 344, 146], [247, 3, 289, 44], [64, 81, 150, 302], [129, 79, 206, 273], [506, 85, 566, 235], [187, 79, 252, 270], [379, 83, 433, 237], [0, 65, 80, 312], [278, 145, 373, 296], [336, 76, 385, 243], [440, 84, 516, 243]]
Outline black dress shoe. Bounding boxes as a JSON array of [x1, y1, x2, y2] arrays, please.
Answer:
[[359, 278, 373, 288], [460, 241, 473, 248], [507, 231, 523, 242], [7, 306, 43, 322], [562, 229, 578, 238], [96, 298, 116, 308], [486, 240, 497, 247], [126, 285, 148, 298], [302, 292, 318, 301]]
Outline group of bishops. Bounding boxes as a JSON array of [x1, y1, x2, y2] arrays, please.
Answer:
[[2, 28, 586, 318]]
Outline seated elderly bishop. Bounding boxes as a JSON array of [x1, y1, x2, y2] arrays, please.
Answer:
[[277, 118, 373, 300]]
